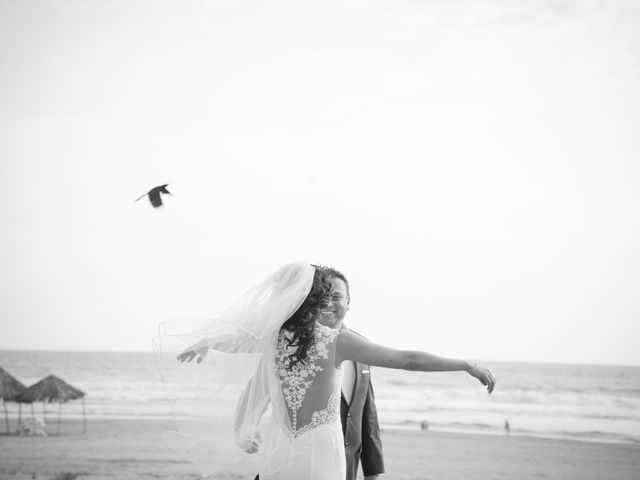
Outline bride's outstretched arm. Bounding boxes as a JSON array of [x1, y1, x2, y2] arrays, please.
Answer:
[[336, 329, 495, 393], [176, 339, 209, 363], [177, 335, 255, 363]]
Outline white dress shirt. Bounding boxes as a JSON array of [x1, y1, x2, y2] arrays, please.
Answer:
[[341, 359, 357, 405]]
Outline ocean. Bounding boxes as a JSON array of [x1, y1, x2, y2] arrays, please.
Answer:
[[1, 351, 639, 445]]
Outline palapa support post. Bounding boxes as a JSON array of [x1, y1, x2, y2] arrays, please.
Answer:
[[57, 402, 62, 436], [3, 400, 9, 434], [42, 401, 47, 435], [82, 397, 86, 434], [17, 403, 22, 434]]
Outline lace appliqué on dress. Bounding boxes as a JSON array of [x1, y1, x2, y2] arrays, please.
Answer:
[[294, 389, 341, 438], [275, 325, 341, 438]]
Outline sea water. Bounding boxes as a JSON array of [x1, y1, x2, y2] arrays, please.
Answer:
[[1, 351, 639, 445]]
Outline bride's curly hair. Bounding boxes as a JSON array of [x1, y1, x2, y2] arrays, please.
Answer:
[[281, 265, 332, 366]]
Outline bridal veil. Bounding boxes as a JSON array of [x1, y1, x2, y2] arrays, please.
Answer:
[[154, 262, 315, 477]]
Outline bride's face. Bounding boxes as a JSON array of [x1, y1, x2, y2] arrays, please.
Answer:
[[318, 277, 349, 328]]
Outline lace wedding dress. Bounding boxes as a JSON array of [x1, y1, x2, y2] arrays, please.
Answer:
[[261, 323, 345, 480]]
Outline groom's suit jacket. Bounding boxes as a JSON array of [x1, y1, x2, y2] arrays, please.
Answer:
[[341, 357, 385, 480]]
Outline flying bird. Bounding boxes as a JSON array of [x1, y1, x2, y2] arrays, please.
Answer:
[[135, 184, 172, 208]]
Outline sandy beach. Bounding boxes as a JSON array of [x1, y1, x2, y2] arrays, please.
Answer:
[[1, 418, 639, 480]]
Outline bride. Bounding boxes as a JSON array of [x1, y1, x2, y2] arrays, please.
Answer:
[[164, 262, 495, 479]]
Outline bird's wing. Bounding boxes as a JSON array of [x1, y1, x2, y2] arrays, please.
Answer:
[[148, 190, 163, 207]]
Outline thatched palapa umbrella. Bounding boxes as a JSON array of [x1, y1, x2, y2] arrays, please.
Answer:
[[18, 374, 86, 435], [0, 367, 27, 433]]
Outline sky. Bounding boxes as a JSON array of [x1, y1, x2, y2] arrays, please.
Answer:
[[1, 0, 639, 366]]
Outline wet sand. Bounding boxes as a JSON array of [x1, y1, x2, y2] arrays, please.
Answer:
[[1, 418, 639, 480]]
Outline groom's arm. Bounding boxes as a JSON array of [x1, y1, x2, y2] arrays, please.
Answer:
[[361, 375, 385, 478]]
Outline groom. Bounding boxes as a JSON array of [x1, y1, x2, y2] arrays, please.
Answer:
[[319, 267, 385, 480]]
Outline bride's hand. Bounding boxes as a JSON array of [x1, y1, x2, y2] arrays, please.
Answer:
[[235, 431, 262, 454], [467, 363, 496, 394], [177, 345, 209, 363]]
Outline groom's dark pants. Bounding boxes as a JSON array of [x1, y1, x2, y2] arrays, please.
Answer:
[[255, 361, 384, 480]]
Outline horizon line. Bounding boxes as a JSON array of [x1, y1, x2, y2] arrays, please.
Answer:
[[1, 348, 638, 369]]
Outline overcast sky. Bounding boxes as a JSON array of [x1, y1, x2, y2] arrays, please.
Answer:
[[1, 0, 639, 366]]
